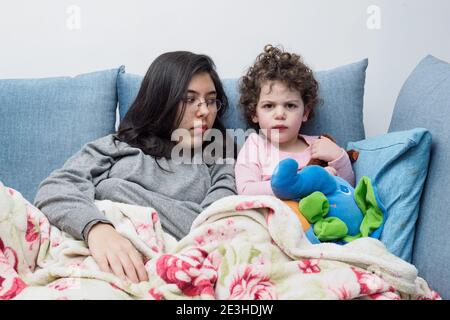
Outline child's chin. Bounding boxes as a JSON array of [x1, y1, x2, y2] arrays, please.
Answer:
[[268, 136, 293, 145]]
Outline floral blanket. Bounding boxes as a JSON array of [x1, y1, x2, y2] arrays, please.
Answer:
[[0, 182, 440, 300]]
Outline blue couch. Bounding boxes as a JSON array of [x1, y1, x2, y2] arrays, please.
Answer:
[[1, 55, 449, 299]]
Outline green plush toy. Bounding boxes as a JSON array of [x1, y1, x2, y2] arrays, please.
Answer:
[[271, 159, 387, 244]]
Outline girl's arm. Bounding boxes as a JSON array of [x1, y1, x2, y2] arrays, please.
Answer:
[[235, 161, 274, 195], [328, 148, 356, 186], [33, 135, 123, 241], [310, 136, 355, 187], [34, 135, 151, 283], [234, 134, 274, 196], [97, 179, 206, 240], [200, 161, 237, 209]]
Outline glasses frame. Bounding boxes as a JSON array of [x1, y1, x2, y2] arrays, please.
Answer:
[[182, 98, 223, 112]]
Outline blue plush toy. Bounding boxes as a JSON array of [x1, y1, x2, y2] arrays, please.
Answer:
[[271, 158, 387, 244]]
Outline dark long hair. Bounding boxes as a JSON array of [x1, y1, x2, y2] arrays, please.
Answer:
[[115, 51, 231, 160]]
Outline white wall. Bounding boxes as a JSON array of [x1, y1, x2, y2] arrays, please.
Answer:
[[1, 0, 449, 138]]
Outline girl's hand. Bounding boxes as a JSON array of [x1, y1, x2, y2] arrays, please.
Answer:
[[324, 166, 337, 176], [87, 223, 149, 284], [310, 136, 343, 163]]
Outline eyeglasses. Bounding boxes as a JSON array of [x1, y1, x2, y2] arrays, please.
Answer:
[[182, 97, 223, 112]]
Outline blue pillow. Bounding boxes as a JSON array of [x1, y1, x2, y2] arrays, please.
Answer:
[[117, 71, 143, 121], [347, 128, 432, 262], [117, 59, 368, 148], [0, 67, 122, 202], [388, 55, 450, 299]]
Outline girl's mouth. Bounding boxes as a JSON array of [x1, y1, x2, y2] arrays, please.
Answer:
[[272, 125, 288, 132], [192, 124, 208, 134]]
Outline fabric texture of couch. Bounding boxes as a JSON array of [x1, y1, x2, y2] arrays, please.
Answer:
[[388, 55, 450, 299]]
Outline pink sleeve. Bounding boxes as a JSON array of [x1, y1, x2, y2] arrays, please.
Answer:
[[328, 148, 356, 187], [235, 135, 275, 196]]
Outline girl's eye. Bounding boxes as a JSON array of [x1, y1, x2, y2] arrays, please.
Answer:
[[262, 104, 273, 109], [286, 103, 298, 109], [186, 97, 196, 104]]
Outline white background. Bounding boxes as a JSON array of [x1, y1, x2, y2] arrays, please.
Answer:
[[1, 0, 449, 137]]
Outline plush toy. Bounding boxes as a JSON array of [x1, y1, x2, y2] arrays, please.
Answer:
[[271, 158, 387, 245]]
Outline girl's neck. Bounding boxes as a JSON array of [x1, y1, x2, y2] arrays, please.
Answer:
[[273, 135, 309, 153]]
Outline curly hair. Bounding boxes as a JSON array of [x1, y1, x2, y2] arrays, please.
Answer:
[[239, 44, 320, 130]]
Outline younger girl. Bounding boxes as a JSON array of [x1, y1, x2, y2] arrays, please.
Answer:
[[235, 45, 355, 196], [34, 51, 237, 283]]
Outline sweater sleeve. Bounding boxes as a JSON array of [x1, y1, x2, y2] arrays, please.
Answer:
[[328, 148, 356, 187], [200, 161, 237, 209], [95, 179, 206, 240], [234, 135, 274, 196], [33, 135, 125, 241]]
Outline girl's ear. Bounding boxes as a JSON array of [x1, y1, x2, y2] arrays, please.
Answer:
[[302, 106, 311, 122], [251, 114, 259, 123]]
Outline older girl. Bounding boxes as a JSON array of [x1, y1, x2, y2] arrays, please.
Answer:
[[34, 51, 237, 283]]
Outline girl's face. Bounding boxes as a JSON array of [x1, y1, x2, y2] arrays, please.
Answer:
[[176, 72, 218, 148], [252, 80, 310, 146]]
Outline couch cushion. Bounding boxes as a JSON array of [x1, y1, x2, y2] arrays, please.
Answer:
[[388, 55, 450, 299], [0, 67, 121, 203], [301, 59, 367, 147], [117, 71, 143, 121], [117, 60, 368, 148], [347, 128, 432, 262]]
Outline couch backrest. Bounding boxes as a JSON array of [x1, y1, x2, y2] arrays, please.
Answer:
[[389, 55, 450, 299], [0, 68, 121, 203]]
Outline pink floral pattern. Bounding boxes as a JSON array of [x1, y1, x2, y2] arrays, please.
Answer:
[[352, 268, 390, 296], [368, 291, 401, 300], [110, 283, 124, 291], [136, 222, 157, 249], [194, 221, 241, 246], [66, 261, 86, 271], [0, 277, 27, 300], [25, 213, 39, 243], [151, 211, 158, 224], [0, 238, 18, 272], [156, 248, 217, 297], [51, 235, 62, 248], [417, 290, 442, 300], [297, 259, 321, 274], [148, 288, 164, 300], [228, 265, 277, 300], [235, 200, 271, 211], [329, 285, 354, 300], [133, 210, 164, 253], [235, 201, 256, 211], [48, 278, 79, 291], [24, 207, 50, 251]]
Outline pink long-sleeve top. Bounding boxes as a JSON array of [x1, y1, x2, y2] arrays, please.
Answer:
[[235, 133, 355, 196]]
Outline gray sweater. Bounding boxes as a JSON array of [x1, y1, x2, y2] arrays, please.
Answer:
[[33, 134, 237, 241]]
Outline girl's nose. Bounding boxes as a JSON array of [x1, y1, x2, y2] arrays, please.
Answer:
[[196, 103, 210, 117], [274, 105, 286, 119]]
